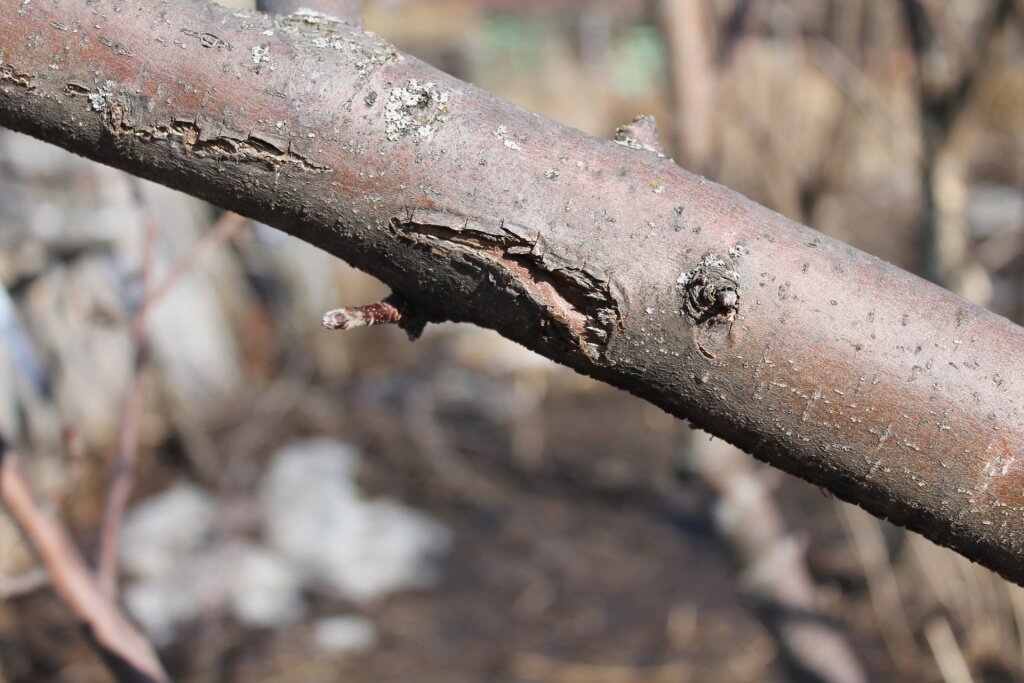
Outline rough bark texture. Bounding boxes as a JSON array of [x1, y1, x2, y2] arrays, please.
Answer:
[[0, 1, 1022, 583]]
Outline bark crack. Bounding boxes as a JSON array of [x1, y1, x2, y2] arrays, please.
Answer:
[[393, 209, 620, 359], [79, 82, 331, 173], [0, 63, 35, 90]]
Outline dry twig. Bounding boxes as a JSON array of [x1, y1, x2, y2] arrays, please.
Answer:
[[0, 568, 48, 599], [0, 443, 168, 682], [96, 182, 159, 598]]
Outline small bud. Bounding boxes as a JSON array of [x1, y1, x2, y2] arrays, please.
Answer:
[[322, 302, 401, 330]]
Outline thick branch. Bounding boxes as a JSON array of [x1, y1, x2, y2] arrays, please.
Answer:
[[0, 0, 1022, 584]]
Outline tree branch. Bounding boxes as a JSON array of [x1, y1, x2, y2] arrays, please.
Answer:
[[657, 0, 717, 169], [0, 445, 168, 682], [0, 0, 1022, 584], [0, 568, 48, 599], [97, 180, 158, 599]]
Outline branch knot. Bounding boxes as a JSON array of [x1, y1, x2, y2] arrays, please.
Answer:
[[676, 253, 740, 324]]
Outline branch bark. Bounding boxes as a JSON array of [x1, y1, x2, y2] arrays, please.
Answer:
[[1, 0, 1022, 584], [0, 568, 48, 599]]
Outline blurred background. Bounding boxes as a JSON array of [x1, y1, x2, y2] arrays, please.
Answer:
[[1, 0, 1023, 681]]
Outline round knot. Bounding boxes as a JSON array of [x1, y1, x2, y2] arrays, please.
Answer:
[[677, 254, 741, 324]]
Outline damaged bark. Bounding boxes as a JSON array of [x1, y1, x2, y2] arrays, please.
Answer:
[[1, 0, 1023, 584]]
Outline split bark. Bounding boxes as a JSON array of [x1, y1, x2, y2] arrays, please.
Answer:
[[0, 1, 1022, 584]]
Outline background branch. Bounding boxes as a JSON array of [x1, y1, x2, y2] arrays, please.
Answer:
[[0, 444, 168, 683], [0, 568, 48, 600], [97, 181, 159, 599], [657, 0, 716, 170]]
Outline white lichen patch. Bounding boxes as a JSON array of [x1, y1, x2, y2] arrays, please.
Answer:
[[292, 8, 335, 24], [87, 80, 119, 111], [613, 134, 664, 157], [279, 10, 402, 78], [252, 44, 270, 64], [615, 136, 641, 150], [320, 36, 399, 75], [384, 79, 451, 143], [983, 453, 1017, 477], [492, 125, 521, 151], [676, 254, 735, 287]]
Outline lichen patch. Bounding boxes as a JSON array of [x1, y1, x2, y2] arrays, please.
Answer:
[[251, 44, 270, 64], [384, 79, 451, 143], [86, 80, 119, 112], [290, 8, 341, 25], [278, 10, 401, 79], [492, 125, 521, 151]]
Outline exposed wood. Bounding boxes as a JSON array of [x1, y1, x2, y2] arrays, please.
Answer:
[[0, 0, 1022, 585]]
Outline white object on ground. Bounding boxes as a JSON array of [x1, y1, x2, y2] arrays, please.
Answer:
[[260, 438, 453, 602], [313, 615, 379, 655], [119, 440, 451, 644]]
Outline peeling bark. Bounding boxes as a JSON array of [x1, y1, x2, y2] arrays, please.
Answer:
[[1, 0, 1023, 584]]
